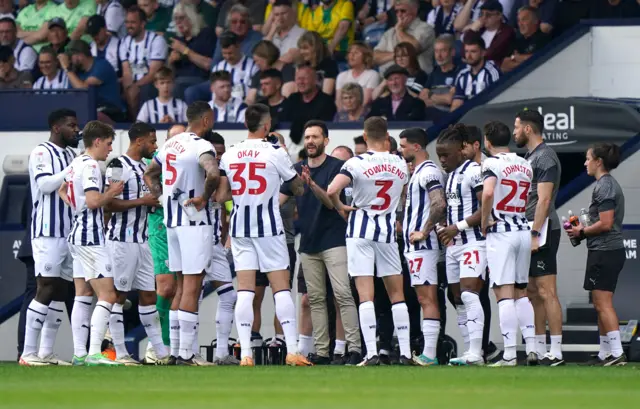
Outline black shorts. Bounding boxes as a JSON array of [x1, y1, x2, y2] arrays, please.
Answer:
[[529, 227, 561, 278], [584, 248, 626, 292], [256, 243, 297, 287], [297, 264, 307, 294]]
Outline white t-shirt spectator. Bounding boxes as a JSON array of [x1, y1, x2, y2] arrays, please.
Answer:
[[119, 30, 168, 82], [211, 55, 259, 101], [336, 69, 381, 92], [97, 0, 126, 39], [13, 40, 37, 72], [272, 24, 306, 56]]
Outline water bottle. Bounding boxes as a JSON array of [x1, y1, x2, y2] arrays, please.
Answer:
[[173, 188, 203, 222], [621, 320, 638, 343], [580, 208, 592, 227], [568, 210, 580, 227], [562, 216, 581, 247], [106, 158, 123, 183]]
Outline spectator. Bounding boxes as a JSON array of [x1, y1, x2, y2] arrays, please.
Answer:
[[264, 0, 306, 65], [53, 0, 97, 43], [86, 15, 120, 76], [374, 0, 435, 75], [0, 0, 14, 19], [426, 0, 462, 36], [137, 66, 188, 124], [120, 5, 168, 119], [208, 70, 248, 123], [335, 82, 369, 122], [335, 41, 380, 109], [216, 0, 265, 36], [181, 0, 219, 31], [0, 44, 32, 88], [256, 68, 289, 129], [43, 18, 70, 55], [0, 17, 37, 72], [306, 0, 355, 58], [501, 6, 550, 73], [368, 64, 426, 121], [212, 3, 263, 66], [590, 0, 640, 19], [96, 0, 126, 39], [14, 0, 57, 52], [451, 32, 500, 111], [282, 64, 337, 144], [420, 34, 460, 115], [373, 41, 427, 99], [353, 135, 366, 155], [357, 0, 393, 30], [510, 0, 557, 33], [455, 0, 517, 32], [139, 0, 172, 35], [298, 30, 339, 96], [167, 2, 216, 99], [246, 39, 295, 104], [61, 40, 126, 121], [32, 46, 69, 89], [468, 0, 516, 64]]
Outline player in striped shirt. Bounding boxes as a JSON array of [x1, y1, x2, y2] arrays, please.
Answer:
[[328, 117, 412, 366], [435, 124, 487, 366], [137, 67, 188, 124], [20, 109, 79, 367], [144, 101, 220, 366], [399, 128, 447, 366], [217, 103, 311, 367], [62, 121, 125, 366], [481, 120, 536, 367]]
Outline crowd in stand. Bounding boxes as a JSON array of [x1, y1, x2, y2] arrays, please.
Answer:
[[1, 0, 640, 130]]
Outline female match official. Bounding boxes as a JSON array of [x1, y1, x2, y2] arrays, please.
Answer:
[[567, 143, 627, 366]]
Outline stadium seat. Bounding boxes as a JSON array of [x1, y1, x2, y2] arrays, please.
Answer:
[[0, 156, 29, 226]]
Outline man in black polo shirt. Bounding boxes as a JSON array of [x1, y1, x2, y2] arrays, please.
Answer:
[[501, 6, 550, 73], [280, 120, 361, 365]]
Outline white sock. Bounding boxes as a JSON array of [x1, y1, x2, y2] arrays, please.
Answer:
[[456, 305, 469, 353], [23, 300, 48, 356], [192, 320, 200, 356], [422, 319, 440, 360], [139, 305, 168, 359], [598, 335, 610, 360], [38, 301, 64, 358], [274, 290, 298, 354], [215, 284, 236, 358], [607, 330, 623, 358], [535, 334, 547, 357], [391, 302, 411, 359], [549, 335, 563, 359], [515, 297, 536, 355], [235, 291, 255, 358], [298, 335, 314, 357], [88, 301, 112, 356], [178, 309, 198, 360], [334, 339, 346, 356], [461, 291, 484, 357], [359, 301, 378, 359], [71, 296, 92, 357], [498, 299, 518, 361], [169, 310, 180, 357], [109, 303, 127, 359]]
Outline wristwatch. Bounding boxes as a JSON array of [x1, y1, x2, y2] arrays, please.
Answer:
[[579, 228, 586, 240], [531, 230, 540, 237]]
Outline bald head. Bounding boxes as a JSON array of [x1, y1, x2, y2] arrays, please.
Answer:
[[167, 124, 186, 139], [331, 146, 354, 161]]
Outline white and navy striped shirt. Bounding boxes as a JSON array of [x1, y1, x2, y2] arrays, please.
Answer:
[[403, 160, 444, 253], [28, 142, 76, 239], [211, 56, 258, 101], [341, 151, 409, 243], [137, 97, 188, 124], [482, 152, 532, 233], [219, 139, 297, 238], [209, 202, 223, 245], [445, 160, 484, 245], [120, 31, 168, 82], [66, 155, 106, 246], [453, 60, 500, 101], [105, 155, 150, 243], [208, 97, 247, 123], [98, 0, 126, 38], [13, 39, 37, 72], [33, 69, 69, 90], [91, 36, 121, 75]]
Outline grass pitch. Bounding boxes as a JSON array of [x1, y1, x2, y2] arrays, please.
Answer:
[[1, 364, 638, 409]]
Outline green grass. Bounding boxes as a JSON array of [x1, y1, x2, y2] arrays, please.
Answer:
[[1, 364, 639, 408]]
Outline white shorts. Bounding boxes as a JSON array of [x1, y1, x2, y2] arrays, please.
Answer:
[[205, 243, 232, 282], [404, 249, 439, 287], [106, 241, 155, 292], [445, 242, 487, 284], [487, 231, 531, 288], [69, 244, 114, 281], [32, 237, 73, 281], [167, 225, 213, 275], [346, 238, 401, 278], [231, 235, 289, 273]]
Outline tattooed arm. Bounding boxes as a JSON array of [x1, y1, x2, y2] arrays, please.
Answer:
[[199, 152, 220, 203], [144, 159, 163, 199], [422, 187, 447, 235]]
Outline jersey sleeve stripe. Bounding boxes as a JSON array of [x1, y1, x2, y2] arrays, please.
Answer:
[[84, 187, 99, 192], [283, 174, 296, 183], [339, 169, 353, 180], [154, 156, 162, 166], [35, 172, 53, 180]]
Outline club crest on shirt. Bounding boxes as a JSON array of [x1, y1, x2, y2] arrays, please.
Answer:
[[105, 264, 112, 273], [44, 263, 52, 272], [119, 277, 128, 287]]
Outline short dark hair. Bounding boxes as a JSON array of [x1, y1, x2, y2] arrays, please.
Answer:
[[127, 5, 147, 22], [389, 137, 398, 153], [220, 31, 239, 48], [273, 0, 293, 6], [210, 70, 231, 84], [260, 68, 283, 81], [39, 46, 57, 60], [437, 123, 469, 148], [298, 148, 308, 161], [48, 109, 77, 129], [0, 17, 16, 28], [186, 101, 212, 124], [462, 30, 486, 50], [483, 121, 511, 147], [354, 135, 365, 145], [245, 103, 271, 132], [210, 131, 225, 146], [515, 109, 544, 135], [128, 122, 156, 141], [399, 127, 428, 148], [303, 120, 328, 138], [590, 143, 621, 171], [0, 45, 13, 62], [364, 117, 388, 142], [82, 121, 115, 148], [466, 125, 482, 144], [67, 39, 91, 57]]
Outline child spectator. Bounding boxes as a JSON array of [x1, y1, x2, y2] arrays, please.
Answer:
[[137, 66, 188, 123]]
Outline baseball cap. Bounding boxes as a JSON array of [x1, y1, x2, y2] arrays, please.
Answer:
[[480, 0, 503, 13], [66, 40, 91, 56], [86, 15, 106, 37], [48, 17, 67, 30], [0, 45, 12, 62], [383, 64, 409, 79]]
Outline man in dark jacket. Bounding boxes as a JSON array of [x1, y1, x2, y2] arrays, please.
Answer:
[[368, 65, 426, 121]]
